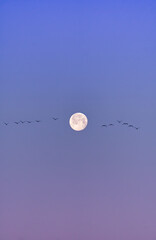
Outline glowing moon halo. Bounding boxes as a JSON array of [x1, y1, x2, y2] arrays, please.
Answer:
[[69, 113, 88, 131]]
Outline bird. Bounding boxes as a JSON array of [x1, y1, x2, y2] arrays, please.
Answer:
[[101, 124, 107, 127], [108, 123, 114, 126], [14, 122, 20, 124], [52, 117, 59, 120], [35, 120, 41, 123], [27, 121, 32, 123], [4, 122, 9, 126], [135, 127, 139, 130], [128, 125, 134, 128], [122, 122, 128, 125], [20, 121, 25, 124], [117, 120, 122, 123]]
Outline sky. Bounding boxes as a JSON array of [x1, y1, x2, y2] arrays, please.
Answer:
[[0, 0, 156, 239]]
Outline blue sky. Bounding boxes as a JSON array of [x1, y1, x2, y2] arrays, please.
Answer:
[[1, 1, 156, 239]]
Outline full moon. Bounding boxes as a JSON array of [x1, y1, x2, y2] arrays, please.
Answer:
[[69, 112, 88, 131]]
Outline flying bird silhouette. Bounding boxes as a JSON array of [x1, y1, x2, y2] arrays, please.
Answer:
[[20, 121, 25, 123], [128, 125, 134, 128], [14, 122, 20, 124], [52, 117, 59, 120], [27, 121, 32, 123], [35, 120, 41, 123], [122, 122, 128, 125], [101, 124, 107, 127], [109, 124, 114, 126], [135, 127, 139, 130], [4, 122, 9, 126], [117, 120, 122, 123]]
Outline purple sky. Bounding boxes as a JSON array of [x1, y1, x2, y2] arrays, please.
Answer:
[[1, 0, 156, 239]]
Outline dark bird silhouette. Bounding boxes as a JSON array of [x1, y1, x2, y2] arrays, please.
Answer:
[[35, 120, 41, 123], [27, 121, 32, 123], [101, 124, 107, 127], [117, 120, 122, 123], [128, 125, 134, 128], [14, 122, 20, 124], [20, 121, 25, 124], [109, 123, 114, 126], [135, 127, 139, 130], [4, 122, 9, 126], [122, 122, 128, 125], [52, 117, 59, 120]]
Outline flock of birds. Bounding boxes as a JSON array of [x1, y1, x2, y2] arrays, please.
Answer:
[[101, 120, 139, 130], [1, 118, 140, 130], [1, 117, 59, 126]]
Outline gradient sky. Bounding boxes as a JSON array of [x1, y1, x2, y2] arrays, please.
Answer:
[[1, 0, 156, 239]]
